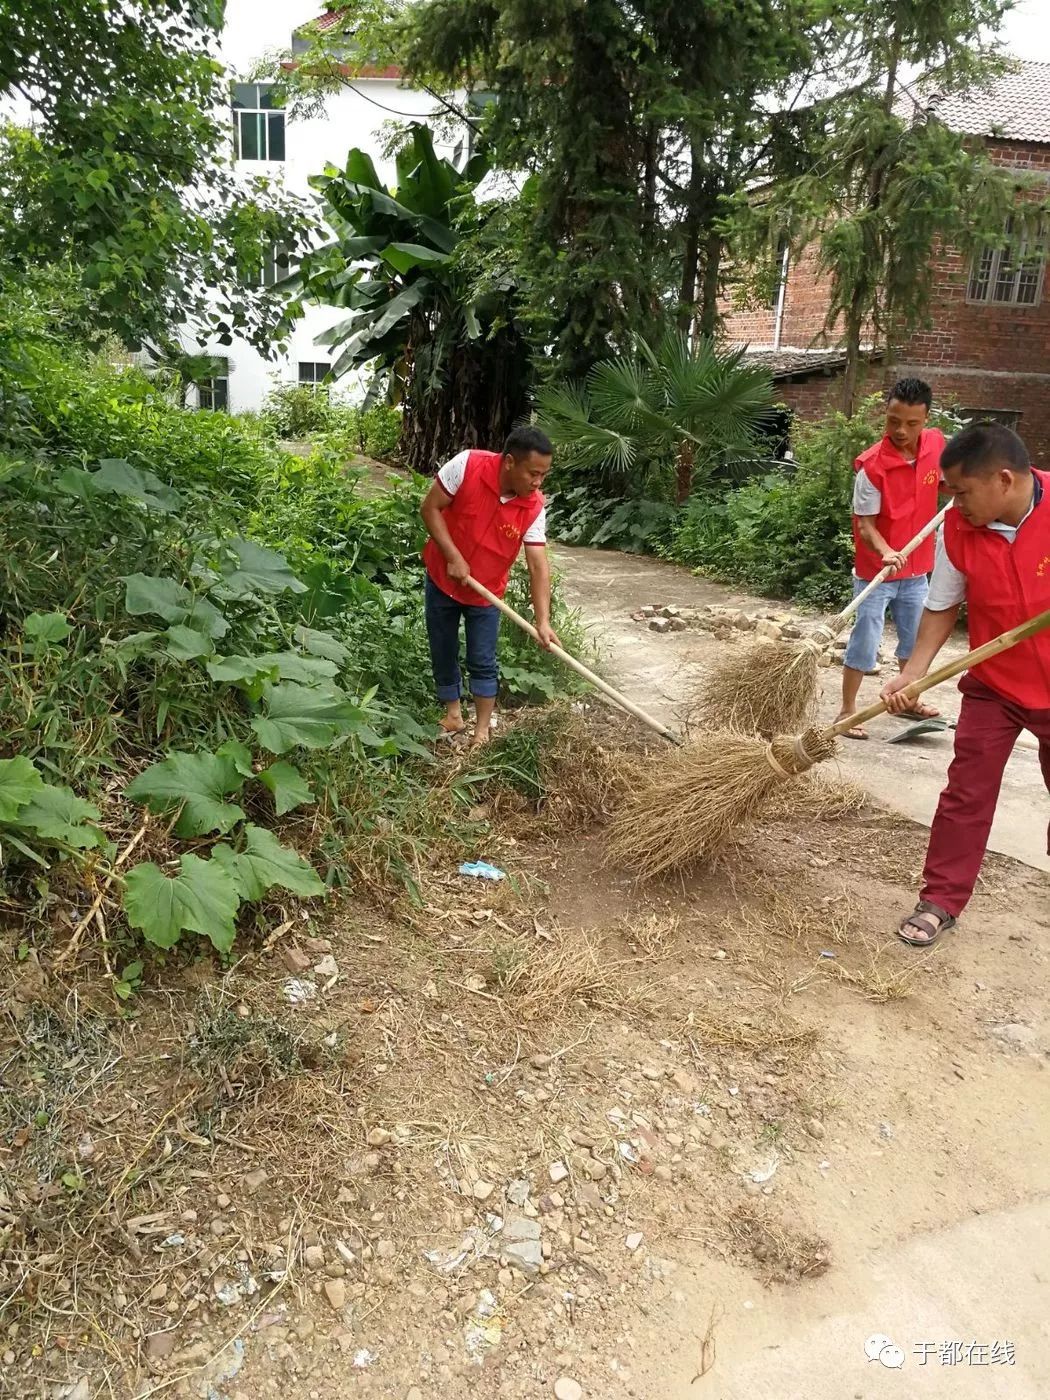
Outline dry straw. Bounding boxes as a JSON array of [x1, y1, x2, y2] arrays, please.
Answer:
[[695, 507, 950, 736], [611, 606, 1050, 877], [695, 634, 825, 737]]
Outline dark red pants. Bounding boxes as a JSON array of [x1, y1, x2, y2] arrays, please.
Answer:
[[921, 673, 1050, 916]]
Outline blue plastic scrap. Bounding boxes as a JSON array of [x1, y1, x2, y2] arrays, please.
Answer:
[[459, 861, 506, 882]]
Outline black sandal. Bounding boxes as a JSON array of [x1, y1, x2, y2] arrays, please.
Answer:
[[898, 901, 956, 947]]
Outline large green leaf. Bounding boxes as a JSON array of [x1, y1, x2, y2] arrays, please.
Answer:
[[205, 654, 279, 686], [258, 761, 315, 816], [18, 784, 106, 850], [0, 757, 45, 822], [124, 574, 194, 622], [210, 825, 324, 902], [125, 751, 247, 837], [251, 682, 358, 754], [342, 147, 383, 191], [218, 539, 307, 598], [124, 855, 241, 953], [94, 458, 182, 513], [163, 624, 216, 661], [293, 626, 350, 665], [123, 575, 228, 638], [216, 738, 254, 779], [24, 612, 72, 647], [206, 651, 338, 691], [380, 241, 450, 275]]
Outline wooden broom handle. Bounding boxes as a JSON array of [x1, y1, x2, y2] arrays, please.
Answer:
[[463, 575, 681, 746], [830, 607, 1050, 737], [828, 503, 951, 634]]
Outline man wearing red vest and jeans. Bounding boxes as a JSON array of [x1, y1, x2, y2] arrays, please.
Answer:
[[421, 427, 559, 746], [883, 422, 1050, 945], [837, 378, 945, 739]]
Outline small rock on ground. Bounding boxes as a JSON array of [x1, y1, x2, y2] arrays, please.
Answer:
[[554, 1379, 584, 1400]]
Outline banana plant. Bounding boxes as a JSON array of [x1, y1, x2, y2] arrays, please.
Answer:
[[288, 124, 530, 473]]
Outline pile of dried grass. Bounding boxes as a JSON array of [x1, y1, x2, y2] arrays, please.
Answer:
[[687, 1005, 821, 1059], [829, 933, 940, 1003], [723, 1201, 831, 1282], [620, 910, 680, 960], [607, 728, 835, 878], [484, 926, 648, 1024], [693, 640, 820, 737], [480, 707, 637, 836]]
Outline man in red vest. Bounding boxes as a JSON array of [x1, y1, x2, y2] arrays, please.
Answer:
[[421, 426, 559, 746], [837, 378, 945, 738], [883, 421, 1050, 945]]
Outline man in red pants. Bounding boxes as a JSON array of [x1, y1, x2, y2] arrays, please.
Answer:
[[882, 421, 1050, 945]]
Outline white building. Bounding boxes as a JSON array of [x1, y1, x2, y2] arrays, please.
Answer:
[[189, 1, 464, 413]]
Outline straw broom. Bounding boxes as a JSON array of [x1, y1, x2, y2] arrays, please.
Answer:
[[611, 605, 1050, 879], [696, 505, 951, 736]]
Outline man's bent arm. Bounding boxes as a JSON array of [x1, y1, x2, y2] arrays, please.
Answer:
[[856, 514, 900, 565], [421, 481, 469, 579], [525, 547, 552, 629], [882, 605, 959, 711]]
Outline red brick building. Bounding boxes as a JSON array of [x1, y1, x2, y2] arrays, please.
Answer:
[[722, 62, 1050, 463]]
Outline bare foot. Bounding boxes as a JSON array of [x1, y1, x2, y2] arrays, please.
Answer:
[[438, 715, 466, 737], [470, 728, 492, 749]]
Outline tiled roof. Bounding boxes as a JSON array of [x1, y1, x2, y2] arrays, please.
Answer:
[[292, 10, 402, 78], [740, 348, 883, 381], [898, 60, 1050, 146]]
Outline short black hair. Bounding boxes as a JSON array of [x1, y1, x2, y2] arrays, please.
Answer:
[[503, 425, 553, 460], [941, 421, 1031, 478], [887, 377, 933, 411]]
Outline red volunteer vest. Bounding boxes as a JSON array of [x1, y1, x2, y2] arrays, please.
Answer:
[[423, 450, 545, 606], [852, 428, 945, 581], [943, 469, 1050, 709]]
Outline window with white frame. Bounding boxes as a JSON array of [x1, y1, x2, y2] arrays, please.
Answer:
[[967, 214, 1047, 306], [232, 83, 286, 162], [298, 362, 330, 391], [198, 360, 230, 412]]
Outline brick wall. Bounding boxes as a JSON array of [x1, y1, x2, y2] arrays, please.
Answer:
[[888, 366, 1050, 466], [722, 243, 836, 348], [890, 140, 1050, 466], [771, 361, 881, 420], [725, 138, 1050, 462]]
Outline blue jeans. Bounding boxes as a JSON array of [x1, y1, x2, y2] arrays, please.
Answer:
[[843, 574, 929, 672], [424, 575, 501, 701]]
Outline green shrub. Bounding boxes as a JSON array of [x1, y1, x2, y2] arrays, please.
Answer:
[[259, 382, 336, 438], [665, 397, 960, 609]]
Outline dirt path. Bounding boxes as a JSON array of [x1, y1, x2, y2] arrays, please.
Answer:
[[9, 544, 1049, 1400], [554, 544, 1050, 876], [553, 544, 1050, 1397]]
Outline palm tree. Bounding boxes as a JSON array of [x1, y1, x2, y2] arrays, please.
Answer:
[[535, 333, 774, 501]]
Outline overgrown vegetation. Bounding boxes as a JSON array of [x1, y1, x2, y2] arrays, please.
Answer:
[[0, 296, 582, 966], [663, 397, 961, 607], [256, 382, 402, 460]]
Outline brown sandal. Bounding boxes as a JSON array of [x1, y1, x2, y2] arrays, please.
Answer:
[[898, 901, 956, 947]]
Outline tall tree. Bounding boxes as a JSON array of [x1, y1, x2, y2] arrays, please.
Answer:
[[749, 0, 1038, 413], [0, 0, 312, 349]]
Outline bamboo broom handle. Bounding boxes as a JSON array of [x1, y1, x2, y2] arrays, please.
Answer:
[[829, 607, 1050, 738], [463, 575, 681, 746], [827, 503, 951, 634]]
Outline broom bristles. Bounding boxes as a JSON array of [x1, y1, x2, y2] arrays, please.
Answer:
[[694, 640, 821, 737], [608, 727, 835, 878]]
